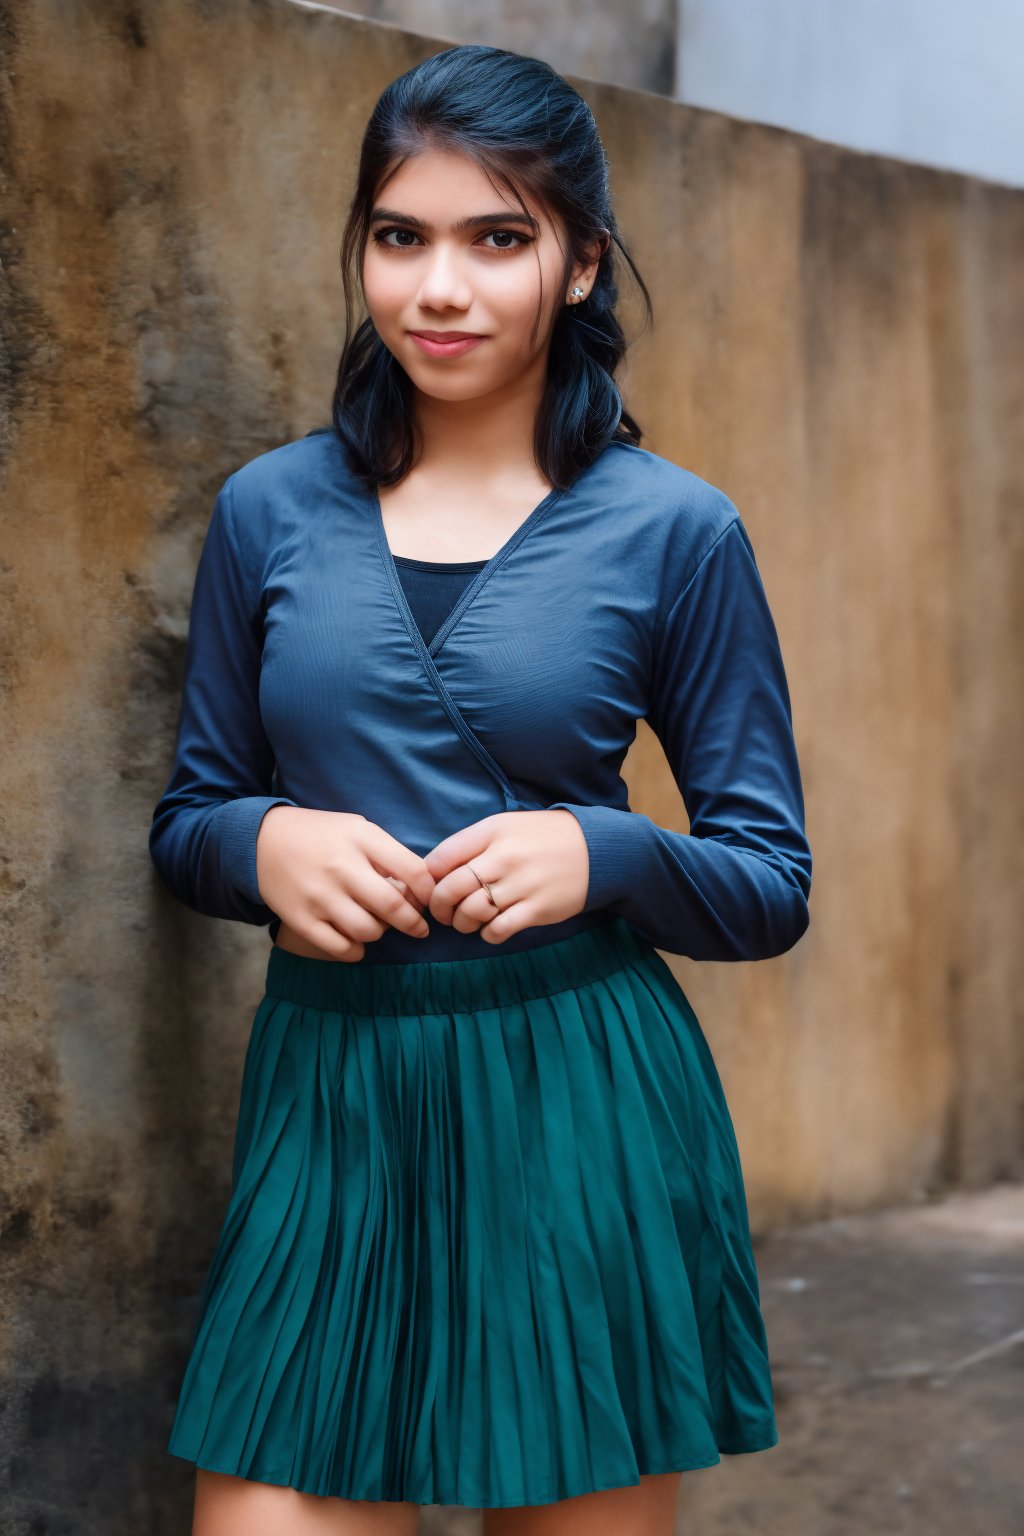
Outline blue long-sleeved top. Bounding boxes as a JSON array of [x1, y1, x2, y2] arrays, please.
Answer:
[[149, 428, 812, 963]]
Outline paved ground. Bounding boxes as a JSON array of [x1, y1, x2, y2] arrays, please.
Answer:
[[422, 1182, 1024, 1534]]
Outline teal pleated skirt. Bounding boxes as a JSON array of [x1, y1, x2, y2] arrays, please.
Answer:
[[166, 915, 779, 1508]]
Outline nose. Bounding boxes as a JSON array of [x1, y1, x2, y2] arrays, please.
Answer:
[[415, 242, 473, 311]]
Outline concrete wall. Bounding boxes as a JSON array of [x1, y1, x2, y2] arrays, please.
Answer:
[[1, 0, 1021, 1527], [321, 0, 1024, 189], [676, 0, 1024, 189], [315, 0, 678, 95]]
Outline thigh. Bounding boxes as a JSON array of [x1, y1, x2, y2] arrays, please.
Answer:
[[192, 1468, 421, 1536], [482, 1470, 682, 1536]]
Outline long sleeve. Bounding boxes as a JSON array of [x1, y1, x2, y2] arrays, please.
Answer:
[[148, 475, 298, 925], [549, 514, 812, 960]]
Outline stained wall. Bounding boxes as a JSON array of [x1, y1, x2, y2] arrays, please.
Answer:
[[1, 0, 1021, 1527]]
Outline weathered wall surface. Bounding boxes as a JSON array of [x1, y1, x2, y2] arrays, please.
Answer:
[[1, 0, 1021, 1529], [314, 0, 678, 95]]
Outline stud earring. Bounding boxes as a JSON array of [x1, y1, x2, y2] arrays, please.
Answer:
[[568, 286, 586, 304]]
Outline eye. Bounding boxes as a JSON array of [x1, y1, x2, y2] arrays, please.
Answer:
[[370, 227, 531, 253], [371, 227, 422, 249], [479, 230, 530, 251]]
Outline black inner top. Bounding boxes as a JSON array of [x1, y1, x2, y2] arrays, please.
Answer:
[[392, 553, 489, 649]]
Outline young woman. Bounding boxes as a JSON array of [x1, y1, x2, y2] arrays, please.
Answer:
[[150, 42, 812, 1536]]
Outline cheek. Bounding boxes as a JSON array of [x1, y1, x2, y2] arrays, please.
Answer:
[[486, 290, 549, 357], [361, 260, 410, 319], [494, 264, 564, 341]]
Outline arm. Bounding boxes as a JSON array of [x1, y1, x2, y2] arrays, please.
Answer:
[[148, 475, 298, 925], [549, 515, 812, 959]]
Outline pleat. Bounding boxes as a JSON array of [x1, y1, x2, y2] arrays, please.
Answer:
[[167, 917, 779, 1507]]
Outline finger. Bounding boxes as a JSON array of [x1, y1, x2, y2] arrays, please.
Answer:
[[359, 822, 438, 911], [350, 870, 431, 937], [384, 876, 428, 915], [450, 869, 513, 933], [301, 917, 366, 963], [473, 897, 532, 945], [429, 861, 501, 926], [422, 817, 499, 882], [449, 885, 503, 934]]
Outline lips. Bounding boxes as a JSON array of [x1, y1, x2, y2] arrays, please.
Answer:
[[407, 331, 489, 358]]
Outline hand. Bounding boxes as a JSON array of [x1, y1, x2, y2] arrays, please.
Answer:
[[256, 806, 437, 962], [422, 809, 589, 944]]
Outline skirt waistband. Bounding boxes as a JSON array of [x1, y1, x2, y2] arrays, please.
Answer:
[[263, 916, 652, 1016]]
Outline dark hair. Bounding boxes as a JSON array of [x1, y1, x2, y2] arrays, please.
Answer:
[[328, 43, 654, 491]]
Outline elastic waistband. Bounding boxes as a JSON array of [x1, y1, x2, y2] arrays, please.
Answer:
[[263, 916, 651, 1017]]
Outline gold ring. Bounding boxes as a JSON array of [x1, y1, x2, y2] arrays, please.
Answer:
[[467, 863, 502, 912]]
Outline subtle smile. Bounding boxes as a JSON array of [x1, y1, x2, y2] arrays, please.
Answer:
[[408, 332, 488, 357]]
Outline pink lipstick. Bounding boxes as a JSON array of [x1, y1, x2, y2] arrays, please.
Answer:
[[408, 331, 488, 357]]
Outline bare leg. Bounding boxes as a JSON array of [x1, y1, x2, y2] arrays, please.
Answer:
[[481, 1470, 683, 1536], [192, 1468, 422, 1536]]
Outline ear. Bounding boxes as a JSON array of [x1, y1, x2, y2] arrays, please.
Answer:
[[574, 227, 610, 287]]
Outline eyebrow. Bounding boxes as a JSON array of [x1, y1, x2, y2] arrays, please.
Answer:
[[369, 207, 541, 234]]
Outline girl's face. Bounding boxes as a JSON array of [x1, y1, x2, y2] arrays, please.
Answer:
[[361, 146, 601, 406]]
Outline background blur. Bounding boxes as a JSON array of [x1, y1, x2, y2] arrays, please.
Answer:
[[332, 0, 1024, 187], [1, 1, 1021, 1532]]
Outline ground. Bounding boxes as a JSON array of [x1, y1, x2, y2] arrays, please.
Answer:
[[422, 1182, 1024, 1534]]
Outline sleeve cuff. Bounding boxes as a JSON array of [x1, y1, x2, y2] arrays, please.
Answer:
[[547, 801, 648, 913], [213, 795, 299, 910]]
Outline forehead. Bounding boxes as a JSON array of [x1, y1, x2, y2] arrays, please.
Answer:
[[374, 147, 555, 231]]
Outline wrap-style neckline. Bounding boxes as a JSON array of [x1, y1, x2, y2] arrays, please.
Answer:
[[370, 479, 567, 661], [367, 475, 572, 809]]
